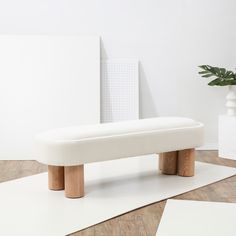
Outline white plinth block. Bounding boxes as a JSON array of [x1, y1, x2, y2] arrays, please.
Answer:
[[226, 85, 236, 116], [219, 115, 236, 160]]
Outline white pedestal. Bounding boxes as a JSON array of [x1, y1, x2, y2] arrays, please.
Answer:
[[219, 115, 236, 160]]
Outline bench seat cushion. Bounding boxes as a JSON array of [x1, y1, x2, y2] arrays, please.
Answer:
[[35, 117, 204, 166]]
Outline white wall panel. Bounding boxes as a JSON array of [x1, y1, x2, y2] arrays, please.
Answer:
[[0, 35, 100, 160], [101, 59, 139, 123]]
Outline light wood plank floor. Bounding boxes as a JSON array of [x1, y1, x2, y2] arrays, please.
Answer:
[[0, 151, 235, 236]]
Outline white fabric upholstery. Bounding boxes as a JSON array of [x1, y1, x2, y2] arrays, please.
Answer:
[[35, 117, 204, 166]]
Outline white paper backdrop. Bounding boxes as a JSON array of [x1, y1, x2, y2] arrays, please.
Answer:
[[101, 59, 139, 122], [0, 35, 100, 160]]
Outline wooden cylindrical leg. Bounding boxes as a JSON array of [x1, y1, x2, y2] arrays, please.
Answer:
[[160, 151, 178, 175], [48, 165, 64, 190], [65, 165, 84, 198], [178, 148, 195, 177]]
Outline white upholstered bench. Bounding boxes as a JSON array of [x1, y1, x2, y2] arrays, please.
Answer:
[[35, 117, 204, 198]]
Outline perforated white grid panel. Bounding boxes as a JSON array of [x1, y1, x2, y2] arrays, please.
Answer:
[[101, 59, 139, 123]]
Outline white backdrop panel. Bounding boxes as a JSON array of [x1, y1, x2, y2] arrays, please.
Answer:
[[0, 35, 100, 160], [101, 59, 139, 122]]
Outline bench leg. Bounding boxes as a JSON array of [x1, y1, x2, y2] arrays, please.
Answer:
[[178, 148, 195, 177], [48, 165, 65, 190], [65, 165, 84, 198], [159, 151, 178, 175]]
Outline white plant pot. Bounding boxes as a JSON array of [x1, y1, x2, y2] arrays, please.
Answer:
[[226, 85, 236, 116]]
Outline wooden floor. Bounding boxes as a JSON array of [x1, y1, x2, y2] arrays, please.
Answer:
[[0, 151, 235, 236]]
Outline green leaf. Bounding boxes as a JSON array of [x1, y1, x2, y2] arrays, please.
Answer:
[[202, 74, 214, 78], [198, 65, 236, 86], [220, 68, 226, 75], [213, 67, 221, 76], [208, 78, 222, 86], [198, 71, 209, 74], [208, 78, 236, 86]]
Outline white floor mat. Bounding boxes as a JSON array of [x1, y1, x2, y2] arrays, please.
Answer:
[[0, 155, 235, 236], [157, 199, 236, 236]]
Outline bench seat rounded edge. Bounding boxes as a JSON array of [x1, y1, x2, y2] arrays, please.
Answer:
[[34, 117, 204, 166]]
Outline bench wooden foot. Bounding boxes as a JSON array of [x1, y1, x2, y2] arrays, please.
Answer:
[[159, 151, 178, 175], [178, 148, 195, 177], [48, 165, 64, 190], [65, 165, 84, 198]]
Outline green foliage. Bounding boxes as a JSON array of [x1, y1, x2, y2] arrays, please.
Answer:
[[198, 65, 236, 86]]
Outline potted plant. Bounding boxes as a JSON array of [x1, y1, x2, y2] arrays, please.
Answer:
[[198, 65, 236, 116]]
